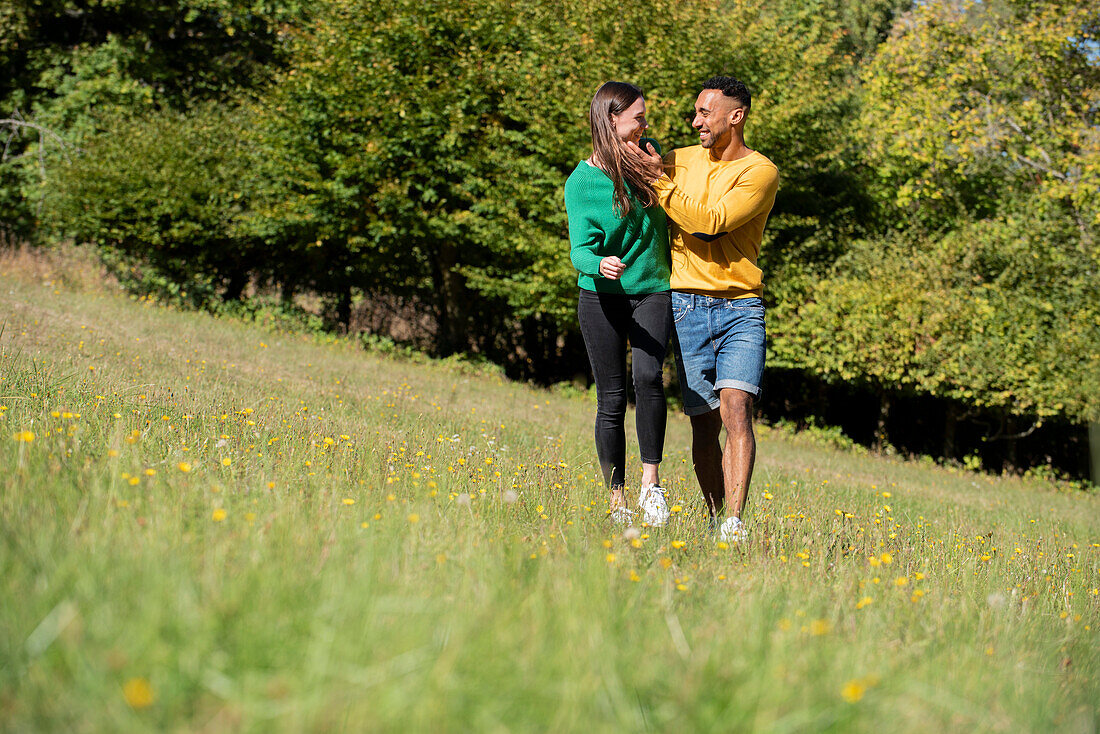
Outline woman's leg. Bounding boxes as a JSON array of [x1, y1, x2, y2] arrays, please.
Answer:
[[577, 290, 629, 503], [628, 291, 672, 486]]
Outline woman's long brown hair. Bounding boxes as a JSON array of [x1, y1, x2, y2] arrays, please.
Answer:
[[589, 81, 658, 217]]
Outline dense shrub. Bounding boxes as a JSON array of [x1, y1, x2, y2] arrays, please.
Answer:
[[44, 104, 262, 304]]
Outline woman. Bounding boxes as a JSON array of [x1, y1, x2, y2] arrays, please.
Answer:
[[564, 81, 671, 526]]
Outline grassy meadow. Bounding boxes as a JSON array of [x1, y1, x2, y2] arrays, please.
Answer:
[[1, 253, 1097, 732]]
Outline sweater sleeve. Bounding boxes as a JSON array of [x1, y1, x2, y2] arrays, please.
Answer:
[[653, 161, 778, 236], [639, 137, 662, 156], [564, 175, 606, 277]]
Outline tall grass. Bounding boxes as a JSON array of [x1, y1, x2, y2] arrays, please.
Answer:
[[1, 270, 1097, 732]]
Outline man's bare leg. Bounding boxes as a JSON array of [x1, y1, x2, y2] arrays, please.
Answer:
[[718, 388, 756, 518], [689, 409, 724, 517], [689, 390, 756, 519]]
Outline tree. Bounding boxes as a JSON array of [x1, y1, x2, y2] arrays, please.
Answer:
[[44, 103, 263, 303], [1, 0, 300, 242], [248, 0, 744, 354], [855, 0, 1099, 234], [769, 0, 1100, 446]]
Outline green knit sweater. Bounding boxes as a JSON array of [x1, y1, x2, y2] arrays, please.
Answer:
[[563, 142, 671, 295]]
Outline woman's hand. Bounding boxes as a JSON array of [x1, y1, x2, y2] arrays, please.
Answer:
[[599, 256, 625, 280], [625, 140, 664, 183]]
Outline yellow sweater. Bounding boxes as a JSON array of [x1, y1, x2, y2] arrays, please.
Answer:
[[653, 146, 778, 299]]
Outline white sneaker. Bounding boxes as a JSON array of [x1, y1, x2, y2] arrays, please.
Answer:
[[719, 516, 748, 543], [609, 505, 635, 524], [637, 484, 670, 527]]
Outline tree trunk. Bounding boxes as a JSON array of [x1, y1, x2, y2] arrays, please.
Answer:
[[874, 389, 891, 452], [1002, 414, 1018, 474], [812, 379, 828, 431], [943, 402, 958, 460], [1090, 422, 1100, 487], [336, 286, 352, 331], [280, 278, 296, 304], [434, 241, 466, 355], [223, 269, 249, 302]]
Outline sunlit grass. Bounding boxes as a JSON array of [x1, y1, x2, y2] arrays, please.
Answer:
[[1, 271, 1097, 732]]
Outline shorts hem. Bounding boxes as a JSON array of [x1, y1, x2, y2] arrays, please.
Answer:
[[683, 399, 720, 417], [715, 379, 761, 397]]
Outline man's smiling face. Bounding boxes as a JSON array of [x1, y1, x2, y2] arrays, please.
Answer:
[[692, 89, 740, 149]]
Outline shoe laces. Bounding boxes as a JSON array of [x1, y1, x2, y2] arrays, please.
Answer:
[[610, 505, 634, 521]]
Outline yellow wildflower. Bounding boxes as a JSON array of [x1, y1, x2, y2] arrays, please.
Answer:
[[123, 677, 154, 709], [841, 680, 866, 703]]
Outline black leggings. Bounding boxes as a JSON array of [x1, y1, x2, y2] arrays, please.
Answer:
[[577, 289, 671, 490]]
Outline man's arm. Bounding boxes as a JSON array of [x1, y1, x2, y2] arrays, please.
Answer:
[[653, 164, 778, 236], [626, 140, 778, 236]]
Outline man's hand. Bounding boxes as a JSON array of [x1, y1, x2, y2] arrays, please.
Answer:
[[599, 256, 625, 280], [625, 140, 665, 183]]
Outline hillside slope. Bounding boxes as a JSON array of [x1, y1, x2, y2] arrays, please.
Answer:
[[1, 273, 1097, 732]]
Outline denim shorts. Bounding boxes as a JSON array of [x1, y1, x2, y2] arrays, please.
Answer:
[[671, 292, 766, 416]]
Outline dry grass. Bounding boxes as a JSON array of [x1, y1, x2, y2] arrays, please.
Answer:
[[0, 242, 117, 294]]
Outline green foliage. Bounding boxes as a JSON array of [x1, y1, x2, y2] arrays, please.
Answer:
[[768, 418, 865, 453], [768, 0, 1100, 427], [855, 0, 1100, 231], [249, 0, 743, 350], [1, 0, 299, 240], [770, 214, 1100, 422], [43, 103, 262, 304], [737, 0, 900, 271], [204, 292, 327, 335], [10, 0, 1098, 441]]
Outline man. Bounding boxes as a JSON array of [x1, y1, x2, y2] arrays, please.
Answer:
[[628, 76, 778, 542]]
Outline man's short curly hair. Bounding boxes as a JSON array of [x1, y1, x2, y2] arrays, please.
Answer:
[[701, 76, 751, 110]]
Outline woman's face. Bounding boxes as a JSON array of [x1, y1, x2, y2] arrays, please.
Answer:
[[611, 96, 648, 145]]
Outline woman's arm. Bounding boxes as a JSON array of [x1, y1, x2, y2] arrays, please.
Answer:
[[565, 178, 607, 277]]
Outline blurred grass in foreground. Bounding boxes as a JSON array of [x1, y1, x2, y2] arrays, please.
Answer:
[[0, 267, 1097, 732]]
